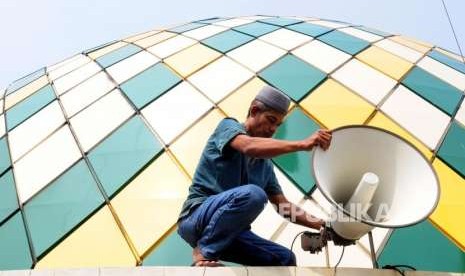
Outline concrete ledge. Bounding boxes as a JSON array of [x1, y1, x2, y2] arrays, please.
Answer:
[[0, 267, 462, 276]]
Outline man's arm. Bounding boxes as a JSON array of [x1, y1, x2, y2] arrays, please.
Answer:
[[268, 193, 325, 230], [230, 129, 331, 159]]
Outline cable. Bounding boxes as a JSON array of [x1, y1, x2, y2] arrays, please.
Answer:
[[290, 231, 307, 252], [382, 264, 416, 276], [440, 0, 465, 63], [333, 246, 345, 276]]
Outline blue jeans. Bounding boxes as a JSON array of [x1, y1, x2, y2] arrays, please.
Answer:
[[177, 184, 296, 266]]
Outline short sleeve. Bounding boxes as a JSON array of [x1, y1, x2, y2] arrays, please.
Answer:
[[214, 118, 247, 154], [264, 163, 283, 195]]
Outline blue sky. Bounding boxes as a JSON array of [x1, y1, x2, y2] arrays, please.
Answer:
[[1, 0, 464, 90]]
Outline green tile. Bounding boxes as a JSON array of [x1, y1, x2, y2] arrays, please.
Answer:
[[120, 63, 181, 109], [259, 54, 326, 101], [170, 22, 207, 33], [202, 30, 254, 53], [272, 108, 320, 194], [356, 26, 391, 37], [378, 220, 465, 272], [6, 85, 56, 131], [0, 137, 11, 174], [0, 212, 33, 270], [286, 22, 332, 37], [0, 170, 18, 223], [24, 160, 105, 257], [233, 22, 280, 37], [317, 30, 370, 55], [258, 17, 302, 27], [438, 120, 465, 178], [6, 68, 46, 96], [402, 67, 463, 116], [142, 230, 192, 266], [88, 116, 163, 198], [429, 50, 465, 75], [96, 44, 142, 68]]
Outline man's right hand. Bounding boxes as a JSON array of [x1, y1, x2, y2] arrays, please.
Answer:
[[302, 129, 332, 151]]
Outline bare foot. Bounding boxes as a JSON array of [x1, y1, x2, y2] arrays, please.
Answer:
[[191, 246, 224, 267]]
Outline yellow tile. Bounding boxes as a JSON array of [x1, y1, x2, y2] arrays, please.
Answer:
[[111, 153, 191, 255], [389, 35, 432, 53], [357, 46, 413, 80], [5, 75, 49, 110], [169, 109, 225, 177], [164, 44, 221, 77], [367, 111, 432, 159], [88, 41, 128, 59], [218, 77, 295, 123], [124, 30, 161, 43], [36, 206, 136, 268], [133, 31, 177, 48], [299, 79, 375, 129], [430, 159, 465, 251]]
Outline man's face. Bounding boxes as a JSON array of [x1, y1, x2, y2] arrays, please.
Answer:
[[249, 109, 285, 138]]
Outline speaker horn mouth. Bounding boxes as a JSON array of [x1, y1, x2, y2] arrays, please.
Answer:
[[311, 125, 440, 229]]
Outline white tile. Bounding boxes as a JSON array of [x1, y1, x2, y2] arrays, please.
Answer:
[[332, 59, 397, 105], [0, 114, 5, 137], [274, 222, 327, 267], [292, 40, 351, 73], [251, 203, 286, 240], [260, 28, 312, 51], [70, 89, 134, 152], [311, 20, 348, 29], [48, 54, 91, 80], [124, 30, 160, 43], [214, 18, 254, 28], [147, 35, 197, 59], [141, 82, 213, 144], [9, 101, 65, 162], [163, 267, 205, 276], [183, 25, 229, 40], [339, 27, 383, 43], [106, 51, 159, 84], [53, 61, 101, 95], [240, 15, 272, 21], [60, 72, 115, 118], [14, 125, 82, 203], [227, 39, 286, 72], [189, 56, 254, 102], [375, 39, 423, 63], [204, 267, 247, 276], [417, 56, 465, 91], [274, 166, 304, 204], [326, 242, 372, 268], [0, 98, 4, 115], [358, 227, 390, 253], [456, 101, 465, 127], [381, 85, 450, 149], [247, 267, 295, 276]]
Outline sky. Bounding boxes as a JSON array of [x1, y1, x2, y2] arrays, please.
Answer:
[[1, 0, 464, 90]]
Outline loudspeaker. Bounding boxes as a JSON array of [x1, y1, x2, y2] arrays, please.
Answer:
[[311, 125, 440, 241]]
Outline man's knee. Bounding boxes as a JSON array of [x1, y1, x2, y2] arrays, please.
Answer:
[[239, 184, 268, 210], [283, 250, 297, 266]]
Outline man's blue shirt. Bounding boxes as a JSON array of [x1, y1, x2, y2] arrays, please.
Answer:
[[178, 118, 283, 220]]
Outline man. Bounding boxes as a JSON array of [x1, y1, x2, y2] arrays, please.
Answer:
[[177, 85, 332, 266]]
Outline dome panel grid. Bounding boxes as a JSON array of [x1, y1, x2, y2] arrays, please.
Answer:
[[0, 15, 464, 271]]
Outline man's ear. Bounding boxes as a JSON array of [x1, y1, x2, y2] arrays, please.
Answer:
[[249, 105, 260, 118]]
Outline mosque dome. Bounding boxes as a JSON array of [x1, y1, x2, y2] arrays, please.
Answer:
[[0, 15, 464, 272]]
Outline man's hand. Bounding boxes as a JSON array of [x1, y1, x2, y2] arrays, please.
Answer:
[[301, 129, 332, 151]]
